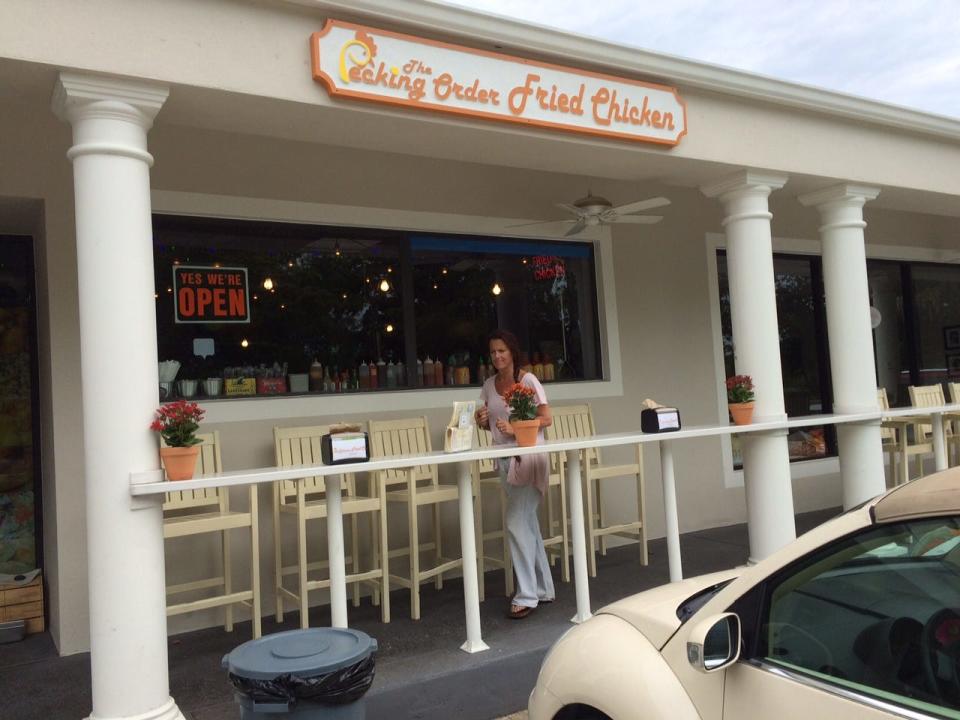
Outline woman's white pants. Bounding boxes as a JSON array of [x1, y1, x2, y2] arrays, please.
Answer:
[[501, 468, 555, 608]]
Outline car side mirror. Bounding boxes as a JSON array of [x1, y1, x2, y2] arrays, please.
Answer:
[[686, 613, 741, 673]]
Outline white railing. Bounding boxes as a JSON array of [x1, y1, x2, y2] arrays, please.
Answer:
[[130, 405, 959, 653]]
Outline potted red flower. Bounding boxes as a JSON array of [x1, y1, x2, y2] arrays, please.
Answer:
[[151, 399, 205, 480], [726, 375, 755, 426], [502, 382, 540, 447]]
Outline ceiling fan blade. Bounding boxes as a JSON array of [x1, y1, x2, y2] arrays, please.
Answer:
[[555, 203, 584, 217], [505, 219, 574, 229], [610, 196, 671, 215], [564, 219, 587, 237], [610, 214, 663, 224]]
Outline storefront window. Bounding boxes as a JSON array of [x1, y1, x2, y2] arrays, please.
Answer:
[[910, 264, 960, 395], [867, 261, 909, 406], [718, 252, 835, 464], [153, 216, 601, 399]]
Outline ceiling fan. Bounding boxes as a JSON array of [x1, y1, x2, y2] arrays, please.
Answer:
[[509, 192, 670, 237]]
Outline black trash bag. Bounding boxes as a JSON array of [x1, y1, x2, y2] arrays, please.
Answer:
[[230, 654, 376, 707]]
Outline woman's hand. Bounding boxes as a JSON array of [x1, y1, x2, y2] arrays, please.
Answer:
[[496, 418, 515, 436], [475, 404, 489, 429]]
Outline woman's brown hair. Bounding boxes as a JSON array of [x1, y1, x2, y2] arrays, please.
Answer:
[[488, 329, 523, 382]]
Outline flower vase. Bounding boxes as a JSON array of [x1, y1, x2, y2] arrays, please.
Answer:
[[728, 402, 755, 426], [511, 419, 540, 447], [160, 445, 201, 481]]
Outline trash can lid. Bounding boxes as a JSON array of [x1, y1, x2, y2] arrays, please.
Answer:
[[222, 628, 378, 680]]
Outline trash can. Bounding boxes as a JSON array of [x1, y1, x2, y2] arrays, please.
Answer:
[[222, 628, 378, 719]]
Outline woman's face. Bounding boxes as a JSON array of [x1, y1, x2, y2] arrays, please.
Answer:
[[489, 339, 513, 371]]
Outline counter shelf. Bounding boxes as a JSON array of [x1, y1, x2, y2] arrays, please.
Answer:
[[130, 404, 960, 653]]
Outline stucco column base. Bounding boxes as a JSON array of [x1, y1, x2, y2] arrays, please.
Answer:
[[703, 169, 796, 559], [800, 184, 885, 508], [53, 73, 182, 720], [89, 697, 185, 720]]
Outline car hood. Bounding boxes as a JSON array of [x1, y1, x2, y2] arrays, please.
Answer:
[[598, 568, 742, 649]]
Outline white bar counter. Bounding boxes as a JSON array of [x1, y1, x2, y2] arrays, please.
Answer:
[[130, 404, 959, 651]]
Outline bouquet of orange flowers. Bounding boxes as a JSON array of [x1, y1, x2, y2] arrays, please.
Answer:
[[503, 382, 538, 421]]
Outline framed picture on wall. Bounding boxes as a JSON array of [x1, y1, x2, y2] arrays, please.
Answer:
[[947, 352, 960, 376], [944, 325, 960, 350]]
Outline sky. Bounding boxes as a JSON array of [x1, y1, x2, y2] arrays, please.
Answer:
[[446, 0, 960, 120]]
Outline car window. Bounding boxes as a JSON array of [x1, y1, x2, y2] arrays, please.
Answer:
[[758, 516, 960, 718]]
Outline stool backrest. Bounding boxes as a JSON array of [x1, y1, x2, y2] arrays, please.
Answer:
[[163, 432, 223, 511], [877, 388, 895, 443], [546, 404, 601, 467], [949, 382, 960, 405], [908, 384, 945, 439], [274, 424, 354, 502], [474, 425, 498, 476], [368, 416, 436, 486]]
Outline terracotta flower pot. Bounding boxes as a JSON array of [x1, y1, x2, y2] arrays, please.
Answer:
[[728, 402, 755, 426], [511, 419, 540, 447], [160, 445, 201, 481]]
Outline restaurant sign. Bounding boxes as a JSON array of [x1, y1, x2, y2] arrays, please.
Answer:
[[310, 20, 687, 146], [173, 266, 250, 324]]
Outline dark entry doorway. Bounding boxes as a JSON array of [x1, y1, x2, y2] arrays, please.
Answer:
[[0, 235, 41, 576]]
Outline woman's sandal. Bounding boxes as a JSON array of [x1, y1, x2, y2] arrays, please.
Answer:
[[507, 604, 534, 619]]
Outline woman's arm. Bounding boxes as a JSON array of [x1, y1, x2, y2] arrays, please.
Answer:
[[536, 402, 552, 429]]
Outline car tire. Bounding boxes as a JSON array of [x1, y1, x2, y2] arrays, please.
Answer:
[[555, 705, 612, 720]]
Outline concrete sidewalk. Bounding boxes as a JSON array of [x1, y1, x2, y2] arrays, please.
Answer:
[[0, 508, 837, 720]]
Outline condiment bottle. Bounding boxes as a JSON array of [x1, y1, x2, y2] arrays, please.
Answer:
[[377, 358, 387, 388], [423, 357, 434, 387], [396, 361, 406, 387], [543, 355, 555, 382], [368, 360, 378, 389], [386, 360, 397, 388], [416, 358, 423, 387], [358, 361, 369, 389], [309, 359, 323, 392], [434, 357, 444, 386]]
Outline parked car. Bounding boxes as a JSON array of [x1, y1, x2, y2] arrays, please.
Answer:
[[529, 468, 960, 720]]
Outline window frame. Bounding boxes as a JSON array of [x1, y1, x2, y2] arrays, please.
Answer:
[[152, 190, 626, 424]]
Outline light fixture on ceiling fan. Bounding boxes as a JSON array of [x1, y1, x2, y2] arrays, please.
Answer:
[[508, 191, 670, 236]]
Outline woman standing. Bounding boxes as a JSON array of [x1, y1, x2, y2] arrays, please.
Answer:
[[476, 329, 555, 618]]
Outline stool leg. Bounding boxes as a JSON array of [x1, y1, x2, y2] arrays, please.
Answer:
[[559, 469, 570, 582], [371, 482, 382, 608], [297, 498, 309, 628], [379, 480, 390, 623], [408, 474, 421, 620], [350, 514, 360, 608], [223, 528, 234, 632], [500, 485, 514, 597], [474, 473, 485, 603], [434, 500, 443, 591], [598, 478, 608, 556], [274, 485, 284, 623]]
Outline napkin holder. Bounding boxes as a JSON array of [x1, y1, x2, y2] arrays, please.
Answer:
[[320, 431, 370, 465], [641, 406, 681, 433]]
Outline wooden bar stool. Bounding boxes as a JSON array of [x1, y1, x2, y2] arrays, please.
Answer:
[[547, 404, 647, 577], [162, 431, 261, 638], [273, 424, 389, 626], [368, 416, 463, 620], [472, 425, 512, 599]]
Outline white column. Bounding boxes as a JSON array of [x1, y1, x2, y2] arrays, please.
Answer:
[[565, 449, 592, 623], [799, 185, 886, 508], [702, 170, 796, 562], [52, 74, 181, 720]]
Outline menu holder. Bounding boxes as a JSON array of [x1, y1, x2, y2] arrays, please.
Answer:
[[444, 400, 477, 453]]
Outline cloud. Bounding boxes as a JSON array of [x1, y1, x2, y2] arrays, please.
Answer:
[[446, 0, 960, 118]]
